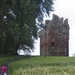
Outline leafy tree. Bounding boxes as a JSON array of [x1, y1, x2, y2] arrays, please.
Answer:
[[0, 0, 54, 55]]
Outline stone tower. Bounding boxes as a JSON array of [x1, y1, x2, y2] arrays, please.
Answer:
[[39, 14, 70, 56]]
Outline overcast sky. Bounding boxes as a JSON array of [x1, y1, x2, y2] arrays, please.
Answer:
[[32, 0, 75, 56]]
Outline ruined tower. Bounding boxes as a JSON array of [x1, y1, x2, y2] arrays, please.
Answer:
[[39, 14, 70, 56]]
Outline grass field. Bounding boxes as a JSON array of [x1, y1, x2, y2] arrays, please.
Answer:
[[8, 56, 75, 75], [0, 54, 26, 67]]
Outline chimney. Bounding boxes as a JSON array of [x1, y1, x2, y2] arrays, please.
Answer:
[[60, 17, 63, 25], [64, 19, 68, 25]]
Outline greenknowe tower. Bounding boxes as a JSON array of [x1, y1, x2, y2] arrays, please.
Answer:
[[39, 14, 70, 56]]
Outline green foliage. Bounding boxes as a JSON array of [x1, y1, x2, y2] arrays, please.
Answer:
[[0, 0, 54, 55]]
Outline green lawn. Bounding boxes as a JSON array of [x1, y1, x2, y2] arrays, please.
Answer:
[[8, 56, 75, 75]]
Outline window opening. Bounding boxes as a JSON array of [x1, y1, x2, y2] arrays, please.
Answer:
[[51, 42, 54, 47]]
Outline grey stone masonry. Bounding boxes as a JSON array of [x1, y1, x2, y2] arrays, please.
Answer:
[[39, 14, 70, 56]]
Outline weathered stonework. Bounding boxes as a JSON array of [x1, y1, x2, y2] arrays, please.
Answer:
[[39, 14, 70, 56]]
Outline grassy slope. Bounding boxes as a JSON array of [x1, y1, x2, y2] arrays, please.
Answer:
[[0, 54, 26, 67], [8, 56, 75, 75]]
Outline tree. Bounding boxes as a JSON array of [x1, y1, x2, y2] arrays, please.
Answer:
[[0, 0, 54, 55]]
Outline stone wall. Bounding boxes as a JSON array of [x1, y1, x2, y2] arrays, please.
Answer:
[[39, 14, 70, 56]]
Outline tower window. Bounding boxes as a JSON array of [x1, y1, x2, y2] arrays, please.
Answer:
[[51, 42, 54, 47]]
